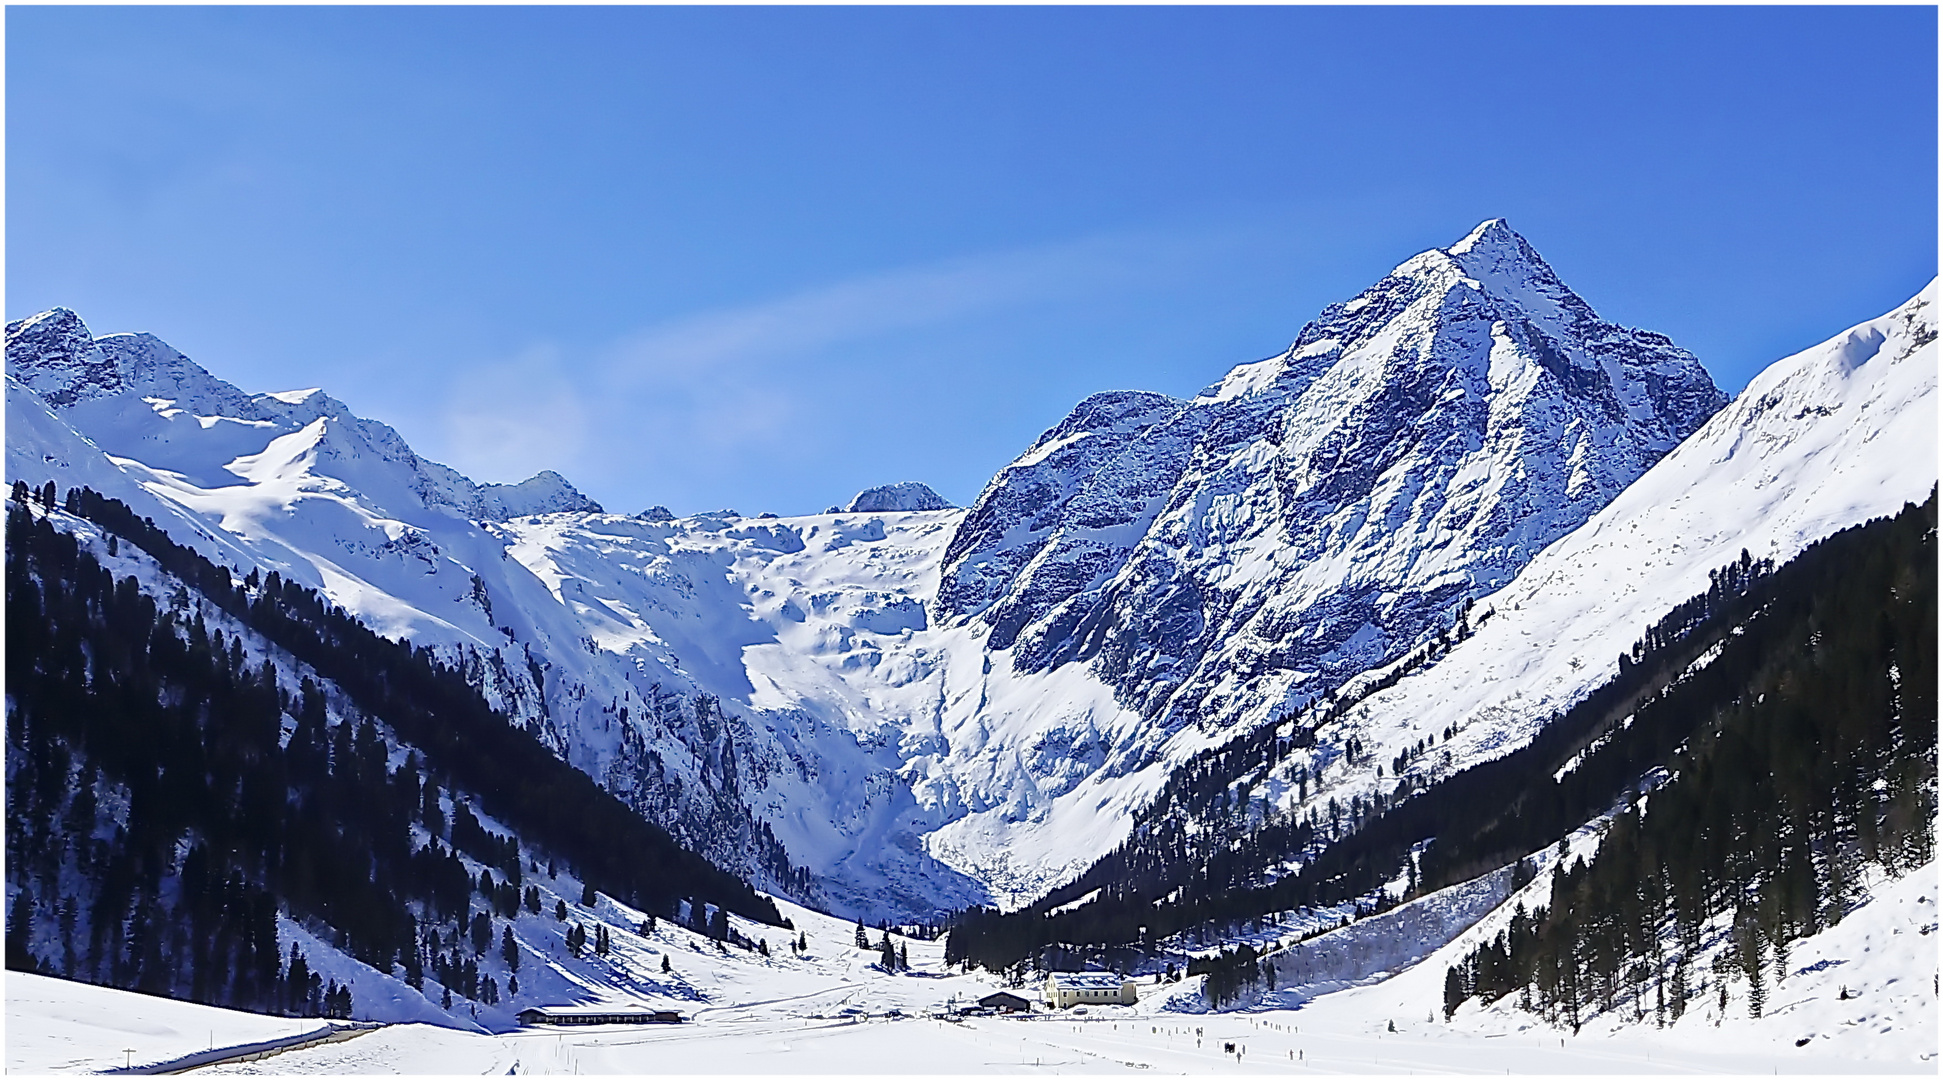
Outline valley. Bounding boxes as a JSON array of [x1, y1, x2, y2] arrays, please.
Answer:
[[6, 221, 1935, 1072], [9, 854, 1932, 1073]]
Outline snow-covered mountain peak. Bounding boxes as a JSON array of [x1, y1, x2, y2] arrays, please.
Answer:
[[1446, 216, 1514, 255], [1443, 216, 1556, 282], [1296, 279, 1938, 853], [5, 307, 601, 525], [1346, 219, 1588, 349], [4, 308, 97, 404], [834, 481, 955, 514], [1442, 218, 1593, 327], [916, 223, 1726, 897], [7, 308, 259, 419], [477, 469, 604, 518]]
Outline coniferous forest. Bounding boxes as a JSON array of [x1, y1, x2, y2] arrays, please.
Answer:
[[4, 484, 781, 1015], [947, 494, 1936, 983]]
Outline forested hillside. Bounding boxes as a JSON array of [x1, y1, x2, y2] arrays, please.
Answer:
[[4, 484, 781, 1017], [947, 493, 1937, 980], [1445, 492, 1935, 1028]]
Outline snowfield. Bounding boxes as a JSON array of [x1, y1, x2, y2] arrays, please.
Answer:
[[1326, 855, 1939, 1076], [10, 859, 1932, 1073], [6, 971, 348, 1074]]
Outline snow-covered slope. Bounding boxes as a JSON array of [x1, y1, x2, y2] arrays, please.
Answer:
[[5, 970, 350, 1073], [485, 506, 1000, 914], [1318, 849, 1937, 1072], [4, 312, 830, 907], [7, 884, 1008, 1073]]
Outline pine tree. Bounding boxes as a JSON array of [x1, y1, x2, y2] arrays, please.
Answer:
[[403, 939, 425, 990], [5, 889, 38, 973]]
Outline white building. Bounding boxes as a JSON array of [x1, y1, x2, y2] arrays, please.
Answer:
[[1042, 972, 1137, 1008]]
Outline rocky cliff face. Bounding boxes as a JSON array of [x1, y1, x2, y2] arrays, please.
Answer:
[[935, 220, 1726, 752]]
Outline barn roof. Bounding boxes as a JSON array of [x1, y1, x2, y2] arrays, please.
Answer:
[[519, 1005, 662, 1018], [1046, 973, 1128, 989]]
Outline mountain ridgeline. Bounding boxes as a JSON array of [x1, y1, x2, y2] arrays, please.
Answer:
[[934, 220, 1725, 750], [1, 222, 1749, 917], [4, 483, 781, 1016], [3, 223, 1933, 1003], [945, 493, 1938, 980]]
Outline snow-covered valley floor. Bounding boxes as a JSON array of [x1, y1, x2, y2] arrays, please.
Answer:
[[10, 977, 1927, 1076], [9, 861, 1932, 1075]]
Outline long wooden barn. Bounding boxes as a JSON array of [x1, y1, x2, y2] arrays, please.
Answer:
[[516, 1006, 685, 1026]]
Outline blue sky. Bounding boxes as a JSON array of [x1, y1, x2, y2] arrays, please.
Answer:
[[9, 6, 1936, 516]]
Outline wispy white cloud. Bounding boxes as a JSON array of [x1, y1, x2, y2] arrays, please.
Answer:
[[438, 344, 593, 484], [601, 225, 1249, 386], [432, 221, 1264, 502]]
